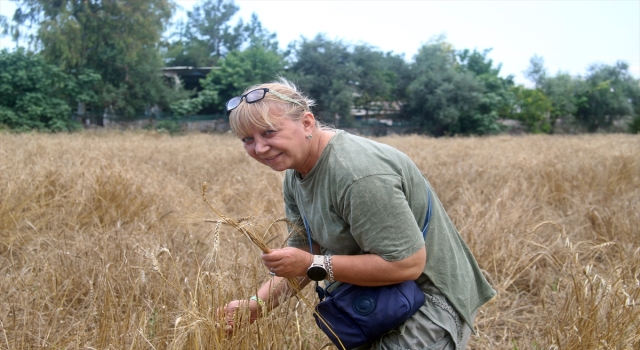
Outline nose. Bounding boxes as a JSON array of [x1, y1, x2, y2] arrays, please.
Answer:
[[254, 137, 269, 155]]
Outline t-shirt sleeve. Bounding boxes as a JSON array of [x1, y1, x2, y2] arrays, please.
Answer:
[[341, 174, 425, 261]]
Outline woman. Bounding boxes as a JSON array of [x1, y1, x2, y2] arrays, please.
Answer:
[[221, 78, 495, 349]]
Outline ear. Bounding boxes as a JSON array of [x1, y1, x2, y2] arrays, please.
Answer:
[[301, 112, 316, 133]]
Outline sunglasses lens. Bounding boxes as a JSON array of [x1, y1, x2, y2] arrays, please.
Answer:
[[226, 96, 242, 111], [245, 89, 267, 103]]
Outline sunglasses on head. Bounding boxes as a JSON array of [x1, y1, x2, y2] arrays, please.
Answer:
[[225, 88, 303, 112]]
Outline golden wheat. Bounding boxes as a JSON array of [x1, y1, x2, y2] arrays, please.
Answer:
[[0, 131, 638, 349]]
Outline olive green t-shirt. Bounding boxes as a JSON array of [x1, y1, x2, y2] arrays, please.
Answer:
[[284, 130, 495, 328]]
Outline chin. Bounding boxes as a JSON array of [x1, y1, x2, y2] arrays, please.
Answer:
[[266, 164, 289, 172]]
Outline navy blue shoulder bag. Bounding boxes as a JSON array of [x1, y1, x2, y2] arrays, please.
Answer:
[[302, 188, 433, 350]]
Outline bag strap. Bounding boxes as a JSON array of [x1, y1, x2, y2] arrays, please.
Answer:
[[299, 206, 327, 300], [301, 185, 432, 301], [422, 187, 433, 240]]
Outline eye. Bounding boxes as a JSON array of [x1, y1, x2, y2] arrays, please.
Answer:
[[241, 136, 254, 144], [263, 129, 277, 136]]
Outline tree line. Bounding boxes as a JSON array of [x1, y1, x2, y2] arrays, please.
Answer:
[[1, 0, 638, 135]]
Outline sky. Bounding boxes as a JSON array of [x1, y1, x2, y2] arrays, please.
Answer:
[[1, 0, 638, 86]]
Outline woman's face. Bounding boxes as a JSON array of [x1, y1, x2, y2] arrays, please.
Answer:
[[240, 111, 315, 174]]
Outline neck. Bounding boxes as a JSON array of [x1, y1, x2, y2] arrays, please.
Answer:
[[298, 129, 334, 178]]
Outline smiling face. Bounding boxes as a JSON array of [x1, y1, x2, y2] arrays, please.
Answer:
[[229, 80, 325, 176], [240, 109, 317, 174]]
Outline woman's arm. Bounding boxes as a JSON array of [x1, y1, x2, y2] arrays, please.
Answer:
[[331, 246, 426, 286], [262, 245, 426, 287], [220, 245, 315, 332], [221, 275, 312, 331]]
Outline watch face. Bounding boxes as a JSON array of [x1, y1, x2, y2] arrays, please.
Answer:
[[307, 266, 327, 281]]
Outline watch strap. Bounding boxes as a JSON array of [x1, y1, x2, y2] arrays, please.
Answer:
[[312, 255, 324, 267]]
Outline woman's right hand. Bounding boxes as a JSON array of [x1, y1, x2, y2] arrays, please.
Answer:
[[262, 247, 313, 278]]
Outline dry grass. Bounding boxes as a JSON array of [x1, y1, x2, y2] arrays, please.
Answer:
[[0, 131, 638, 349]]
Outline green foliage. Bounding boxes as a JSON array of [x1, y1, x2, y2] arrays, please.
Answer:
[[164, 0, 282, 116], [287, 34, 355, 125], [169, 91, 212, 117], [350, 45, 406, 119], [628, 116, 640, 134], [171, 0, 242, 67], [541, 73, 582, 130], [403, 41, 508, 136], [576, 62, 638, 132], [0, 48, 81, 132], [144, 120, 183, 135], [458, 48, 514, 133], [202, 46, 285, 110], [524, 55, 546, 88], [163, 0, 277, 68], [4, 0, 638, 137], [170, 45, 284, 116], [11, 0, 182, 117], [525, 56, 640, 133], [0, 14, 7, 36], [525, 56, 582, 131], [286, 36, 409, 127], [243, 13, 279, 52], [507, 86, 553, 133]]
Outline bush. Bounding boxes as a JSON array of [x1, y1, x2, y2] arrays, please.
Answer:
[[0, 49, 82, 132], [144, 120, 183, 135], [628, 115, 640, 134]]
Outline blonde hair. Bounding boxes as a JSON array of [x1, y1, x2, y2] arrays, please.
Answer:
[[229, 77, 317, 138]]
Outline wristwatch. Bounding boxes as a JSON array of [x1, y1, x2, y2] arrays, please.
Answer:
[[306, 255, 328, 281]]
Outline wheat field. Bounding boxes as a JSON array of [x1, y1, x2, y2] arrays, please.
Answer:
[[0, 131, 638, 349]]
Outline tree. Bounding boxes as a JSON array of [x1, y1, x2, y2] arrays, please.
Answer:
[[288, 35, 355, 126], [0, 48, 94, 132], [243, 13, 279, 52], [0, 15, 7, 38], [630, 82, 640, 133], [524, 55, 546, 88], [576, 61, 638, 132], [524, 56, 582, 132], [542, 73, 582, 130], [164, 0, 247, 67], [506, 86, 553, 133], [162, 19, 201, 67], [403, 40, 503, 136], [458, 48, 514, 132], [171, 45, 285, 116], [350, 45, 406, 118], [10, 0, 179, 117], [165, 0, 282, 117], [628, 114, 640, 134]]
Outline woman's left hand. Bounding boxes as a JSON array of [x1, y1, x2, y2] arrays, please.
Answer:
[[219, 299, 256, 333], [262, 247, 312, 278]]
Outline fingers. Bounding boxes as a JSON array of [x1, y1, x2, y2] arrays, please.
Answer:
[[219, 300, 256, 334], [262, 248, 311, 278], [220, 301, 239, 331], [215, 305, 234, 334], [261, 248, 283, 262]]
